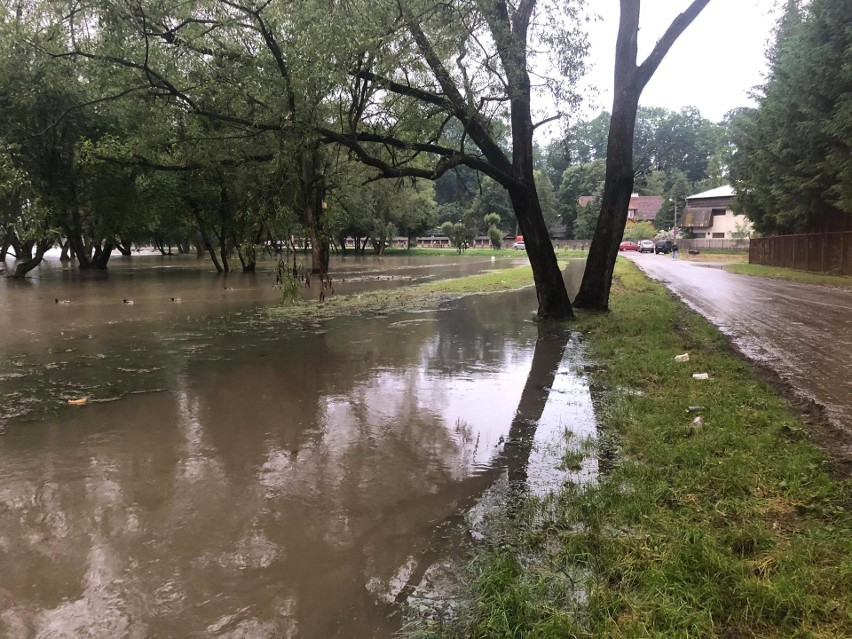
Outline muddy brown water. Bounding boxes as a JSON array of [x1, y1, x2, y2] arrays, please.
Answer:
[[0, 255, 595, 638]]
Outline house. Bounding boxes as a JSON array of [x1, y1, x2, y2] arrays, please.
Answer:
[[679, 186, 752, 239], [577, 194, 664, 224]]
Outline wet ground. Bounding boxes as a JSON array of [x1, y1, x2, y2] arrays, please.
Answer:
[[626, 252, 852, 463], [0, 255, 596, 638]]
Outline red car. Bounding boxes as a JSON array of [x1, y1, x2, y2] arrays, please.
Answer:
[[619, 240, 640, 251]]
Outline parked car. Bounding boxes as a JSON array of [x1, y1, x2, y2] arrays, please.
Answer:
[[513, 241, 525, 250], [654, 239, 674, 254], [638, 239, 655, 253], [619, 240, 640, 251]]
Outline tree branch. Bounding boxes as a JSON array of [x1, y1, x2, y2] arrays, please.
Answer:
[[635, 0, 712, 89]]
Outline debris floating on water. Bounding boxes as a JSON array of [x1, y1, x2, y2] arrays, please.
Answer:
[[67, 397, 89, 406]]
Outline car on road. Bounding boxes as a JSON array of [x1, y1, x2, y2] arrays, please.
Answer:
[[619, 240, 640, 251], [655, 239, 674, 254], [638, 239, 655, 253]]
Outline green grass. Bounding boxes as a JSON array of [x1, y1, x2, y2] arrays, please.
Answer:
[[725, 263, 852, 288], [405, 260, 851, 639]]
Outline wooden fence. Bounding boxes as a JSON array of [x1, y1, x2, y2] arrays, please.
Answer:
[[749, 232, 851, 275], [677, 238, 750, 251]]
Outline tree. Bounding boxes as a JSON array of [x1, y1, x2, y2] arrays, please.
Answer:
[[655, 170, 690, 230], [557, 159, 605, 239], [484, 212, 503, 248], [441, 221, 473, 254], [730, 0, 852, 234], [573, 197, 599, 240], [620, 220, 655, 241], [469, 178, 515, 235], [319, 0, 590, 318], [534, 169, 558, 235], [574, 0, 711, 310]]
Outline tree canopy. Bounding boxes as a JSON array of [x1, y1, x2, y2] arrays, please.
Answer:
[[730, 0, 852, 234]]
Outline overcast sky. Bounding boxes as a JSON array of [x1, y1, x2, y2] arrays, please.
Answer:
[[568, 0, 781, 124]]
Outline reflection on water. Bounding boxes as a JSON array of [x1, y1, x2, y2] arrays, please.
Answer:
[[0, 258, 596, 638]]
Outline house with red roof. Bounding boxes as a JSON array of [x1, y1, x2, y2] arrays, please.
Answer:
[[577, 194, 664, 224]]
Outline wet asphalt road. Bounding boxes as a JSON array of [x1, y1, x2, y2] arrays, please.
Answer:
[[624, 252, 852, 461]]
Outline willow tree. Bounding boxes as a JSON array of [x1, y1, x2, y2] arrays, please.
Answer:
[[36, 0, 344, 274], [574, 0, 711, 310], [319, 0, 589, 318]]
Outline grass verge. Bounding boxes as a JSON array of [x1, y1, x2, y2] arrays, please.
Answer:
[[405, 259, 851, 638], [725, 263, 852, 288]]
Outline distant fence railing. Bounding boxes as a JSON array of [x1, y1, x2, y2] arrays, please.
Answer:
[[749, 232, 851, 275], [677, 238, 750, 251]]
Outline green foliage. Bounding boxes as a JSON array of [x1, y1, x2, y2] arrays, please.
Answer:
[[534, 169, 558, 235], [573, 197, 600, 240], [655, 170, 690, 230], [275, 263, 302, 305], [441, 221, 474, 254], [620, 220, 655, 241], [558, 160, 605, 238], [731, 0, 852, 233], [484, 212, 503, 248], [469, 179, 514, 234]]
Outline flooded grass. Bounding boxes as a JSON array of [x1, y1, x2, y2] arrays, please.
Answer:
[[382, 247, 587, 259], [265, 263, 541, 322], [404, 260, 852, 638], [725, 263, 852, 288]]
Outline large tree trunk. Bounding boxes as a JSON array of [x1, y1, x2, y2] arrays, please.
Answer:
[[92, 242, 113, 269], [573, 93, 640, 310], [189, 202, 224, 273], [1, 230, 15, 260], [504, 28, 573, 320], [509, 185, 573, 319], [301, 152, 330, 275], [11, 238, 51, 278], [63, 211, 93, 269], [574, 0, 711, 310], [59, 239, 72, 261]]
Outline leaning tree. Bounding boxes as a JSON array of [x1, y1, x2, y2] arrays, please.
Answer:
[[316, 0, 590, 318]]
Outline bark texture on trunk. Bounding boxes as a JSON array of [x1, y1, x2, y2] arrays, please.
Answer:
[[509, 186, 573, 318], [573, 92, 639, 310], [12, 238, 51, 277], [574, 0, 711, 310], [300, 152, 330, 275]]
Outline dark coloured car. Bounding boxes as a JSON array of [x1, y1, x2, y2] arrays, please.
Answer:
[[655, 239, 674, 254]]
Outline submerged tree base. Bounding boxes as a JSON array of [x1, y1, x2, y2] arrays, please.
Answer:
[[403, 260, 852, 638]]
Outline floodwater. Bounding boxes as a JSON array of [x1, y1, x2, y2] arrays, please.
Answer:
[[627, 253, 852, 462], [0, 255, 596, 638]]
